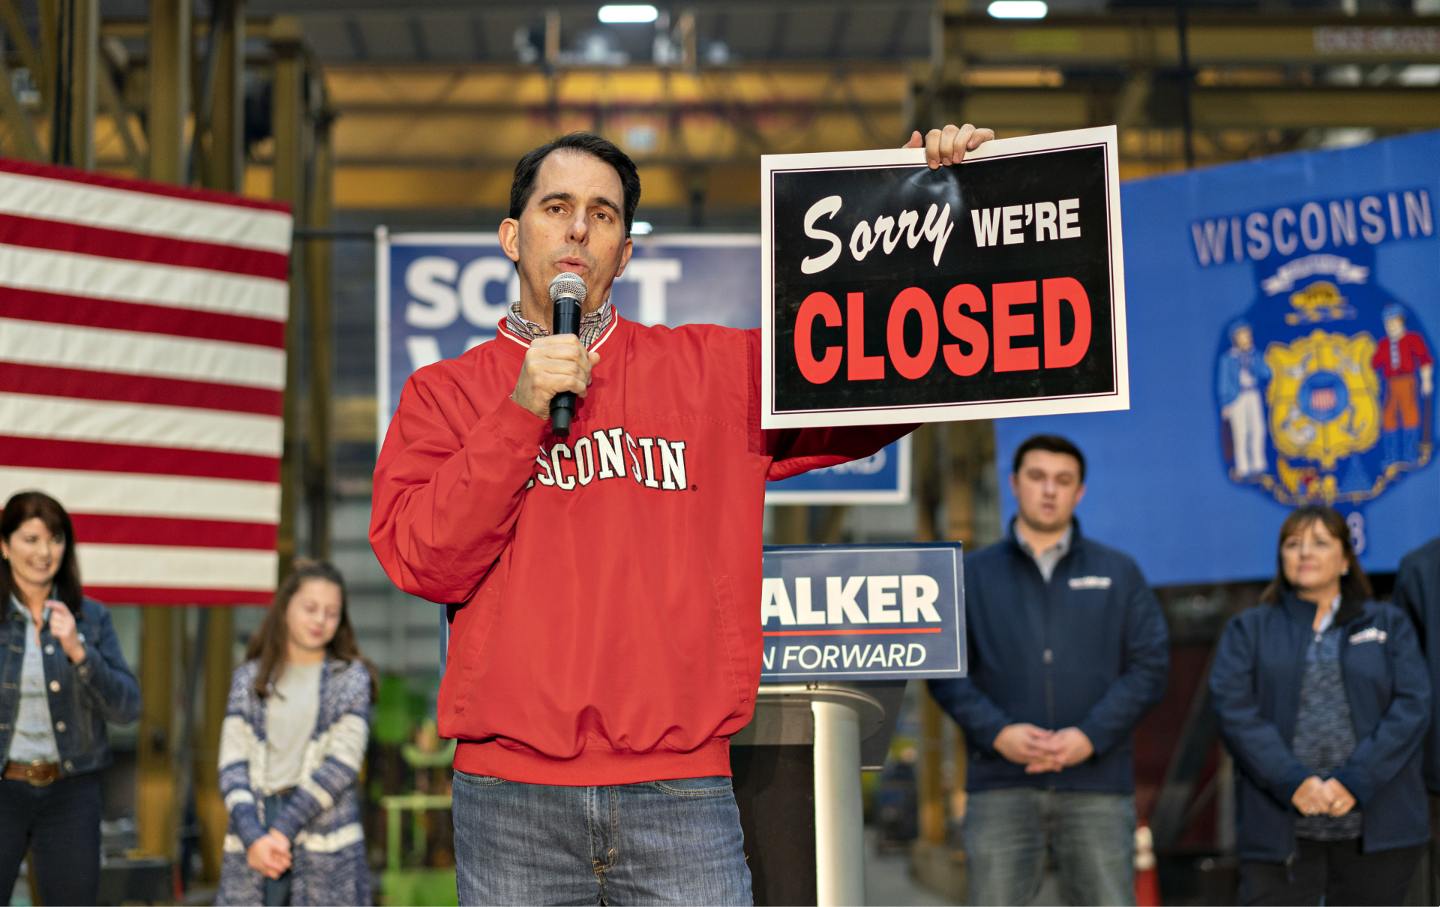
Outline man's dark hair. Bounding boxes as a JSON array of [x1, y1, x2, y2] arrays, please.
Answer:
[[1011, 434, 1086, 483], [508, 132, 641, 235]]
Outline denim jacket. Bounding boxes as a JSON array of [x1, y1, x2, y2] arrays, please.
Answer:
[[0, 597, 140, 776]]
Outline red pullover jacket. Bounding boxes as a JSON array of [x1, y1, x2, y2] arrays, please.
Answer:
[[370, 314, 905, 785]]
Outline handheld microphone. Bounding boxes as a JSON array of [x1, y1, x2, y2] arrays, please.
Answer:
[[548, 271, 588, 436]]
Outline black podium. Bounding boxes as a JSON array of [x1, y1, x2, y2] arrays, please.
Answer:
[[732, 681, 906, 906]]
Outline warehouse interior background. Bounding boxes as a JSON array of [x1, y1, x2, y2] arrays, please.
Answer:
[[4, 0, 1439, 902]]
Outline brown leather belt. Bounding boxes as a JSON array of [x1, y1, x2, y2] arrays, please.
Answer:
[[3, 760, 61, 787]]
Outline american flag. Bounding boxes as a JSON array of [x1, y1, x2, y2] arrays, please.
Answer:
[[0, 159, 292, 605]]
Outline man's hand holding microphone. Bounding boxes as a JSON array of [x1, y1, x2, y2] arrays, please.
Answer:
[[511, 272, 595, 435]]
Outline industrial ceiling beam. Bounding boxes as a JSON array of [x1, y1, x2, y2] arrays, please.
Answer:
[[930, 86, 1440, 131], [935, 11, 1440, 68]]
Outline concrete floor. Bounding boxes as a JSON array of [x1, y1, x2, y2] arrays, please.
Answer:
[[864, 831, 950, 907]]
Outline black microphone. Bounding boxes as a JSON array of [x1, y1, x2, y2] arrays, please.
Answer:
[[548, 271, 588, 436]]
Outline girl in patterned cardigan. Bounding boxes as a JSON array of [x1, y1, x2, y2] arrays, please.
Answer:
[[216, 561, 376, 906]]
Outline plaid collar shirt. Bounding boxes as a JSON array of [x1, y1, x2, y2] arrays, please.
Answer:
[[504, 299, 615, 348]]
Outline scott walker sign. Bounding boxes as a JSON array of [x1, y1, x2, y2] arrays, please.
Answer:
[[760, 126, 1128, 429], [760, 544, 965, 682], [377, 231, 908, 503]]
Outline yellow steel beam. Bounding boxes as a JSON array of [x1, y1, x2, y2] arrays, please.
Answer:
[[202, 0, 245, 192], [323, 64, 911, 107], [135, 0, 189, 864], [305, 113, 334, 559], [328, 109, 903, 167], [0, 50, 40, 158], [95, 55, 141, 171], [195, 608, 233, 884], [318, 161, 769, 211], [1195, 86, 1440, 130], [322, 64, 908, 165], [192, 2, 244, 885], [37, 0, 56, 114], [146, 0, 188, 181], [937, 13, 1440, 67], [926, 85, 1440, 130], [99, 15, 276, 40], [0, 0, 43, 102], [271, 14, 304, 574], [58, 0, 97, 168]]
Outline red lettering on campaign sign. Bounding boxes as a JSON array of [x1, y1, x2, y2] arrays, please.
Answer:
[[792, 278, 1093, 385], [1042, 277, 1091, 369], [846, 291, 885, 380], [796, 291, 843, 383], [942, 284, 989, 377], [887, 287, 939, 380], [993, 281, 1038, 373]]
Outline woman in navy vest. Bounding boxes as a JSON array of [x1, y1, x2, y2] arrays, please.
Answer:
[[1211, 505, 1430, 905]]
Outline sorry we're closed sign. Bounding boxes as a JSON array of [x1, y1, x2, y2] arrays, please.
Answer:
[[760, 126, 1129, 428]]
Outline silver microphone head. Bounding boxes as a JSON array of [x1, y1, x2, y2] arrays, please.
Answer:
[[549, 272, 588, 305]]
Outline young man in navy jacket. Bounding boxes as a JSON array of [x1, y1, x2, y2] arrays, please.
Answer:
[[928, 434, 1169, 906]]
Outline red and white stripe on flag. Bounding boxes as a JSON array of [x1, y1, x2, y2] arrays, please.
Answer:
[[0, 159, 293, 605]]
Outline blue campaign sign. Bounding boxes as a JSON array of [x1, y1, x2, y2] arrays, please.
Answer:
[[994, 131, 1440, 585], [378, 230, 909, 503], [760, 543, 965, 682]]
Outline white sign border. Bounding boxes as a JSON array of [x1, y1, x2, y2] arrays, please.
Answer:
[[760, 125, 1129, 430]]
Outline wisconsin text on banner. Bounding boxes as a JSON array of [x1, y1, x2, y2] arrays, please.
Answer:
[[0, 159, 293, 605]]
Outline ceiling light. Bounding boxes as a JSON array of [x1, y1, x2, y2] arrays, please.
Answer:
[[987, 1, 1047, 19], [599, 4, 659, 24]]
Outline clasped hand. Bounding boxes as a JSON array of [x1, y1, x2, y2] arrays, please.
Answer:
[[1292, 775, 1356, 817], [246, 829, 292, 880], [993, 723, 1095, 774]]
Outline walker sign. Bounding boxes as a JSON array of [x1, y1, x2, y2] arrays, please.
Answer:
[[378, 231, 908, 503], [761, 126, 1129, 429], [760, 544, 965, 682]]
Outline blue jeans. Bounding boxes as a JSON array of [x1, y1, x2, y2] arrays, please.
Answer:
[[0, 772, 102, 906], [452, 771, 752, 905], [963, 788, 1135, 906]]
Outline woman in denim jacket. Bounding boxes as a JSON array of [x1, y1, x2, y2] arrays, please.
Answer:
[[0, 490, 140, 904]]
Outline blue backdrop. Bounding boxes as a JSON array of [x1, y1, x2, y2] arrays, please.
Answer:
[[995, 131, 1440, 585]]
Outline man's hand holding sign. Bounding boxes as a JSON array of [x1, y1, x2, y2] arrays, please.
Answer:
[[761, 125, 1128, 429]]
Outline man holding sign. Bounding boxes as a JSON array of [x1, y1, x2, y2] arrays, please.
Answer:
[[370, 124, 992, 904]]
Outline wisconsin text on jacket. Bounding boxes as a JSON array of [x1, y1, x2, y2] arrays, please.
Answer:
[[528, 426, 689, 491]]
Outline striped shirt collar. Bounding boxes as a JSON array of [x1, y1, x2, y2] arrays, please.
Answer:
[[504, 299, 615, 348]]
